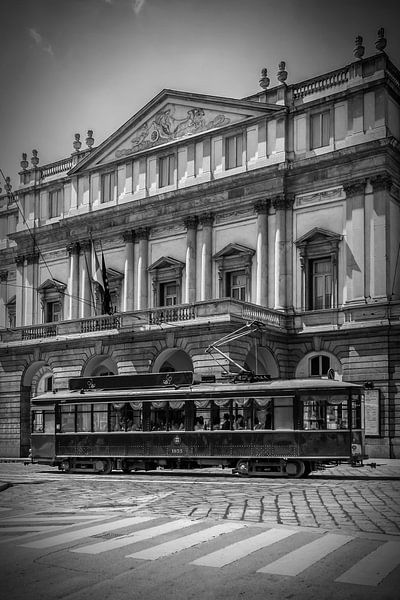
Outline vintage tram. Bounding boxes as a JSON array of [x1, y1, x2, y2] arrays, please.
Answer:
[[30, 371, 366, 478]]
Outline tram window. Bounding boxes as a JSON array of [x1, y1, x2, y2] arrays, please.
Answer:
[[44, 411, 55, 433], [60, 406, 75, 432], [194, 401, 211, 430], [302, 397, 326, 429], [352, 396, 362, 429], [77, 404, 91, 432], [33, 410, 44, 432], [93, 404, 108, 432], [326, 396, 348, 429], [254, 399, 272, 429], [273, 397, 294, 429]]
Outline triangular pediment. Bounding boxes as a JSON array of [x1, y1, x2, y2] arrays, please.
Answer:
[[70, 89, 281, 173], [148, 256, 185, 272], [37, 278, 66, 292], [295, 228, 342, 247], [213, 243, 255, 260]]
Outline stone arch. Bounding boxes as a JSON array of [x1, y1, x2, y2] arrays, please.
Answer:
[[20, 361, 52, 458], [295, 350, 342, 379], [82, 355, 119, 376], [244, 346, 279, 378], [152, 348, 193, 373]]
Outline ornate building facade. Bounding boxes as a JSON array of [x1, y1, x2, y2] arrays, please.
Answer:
[[0, 33, 399, 458]]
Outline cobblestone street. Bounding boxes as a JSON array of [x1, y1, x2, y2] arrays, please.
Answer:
[[1, 460, 399, 537]]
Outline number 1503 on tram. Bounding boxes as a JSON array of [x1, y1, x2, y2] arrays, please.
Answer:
[[30, 372, 366, 478]]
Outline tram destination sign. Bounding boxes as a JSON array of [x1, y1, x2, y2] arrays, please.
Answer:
[[69, 371, 194, 391]]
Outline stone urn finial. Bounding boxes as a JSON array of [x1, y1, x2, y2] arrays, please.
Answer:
[[73, 133, 82, 152], [20, 152, 29, 170], [259, 67, 270, 90], [31, 149, 39, 167], [353, 35, 365, 59], [277, 61, 288, 84], [86, 130, 94, 149], [375, 27, 387, 52]]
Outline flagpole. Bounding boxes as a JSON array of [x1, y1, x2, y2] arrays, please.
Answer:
[[83, 248, 97, 316]]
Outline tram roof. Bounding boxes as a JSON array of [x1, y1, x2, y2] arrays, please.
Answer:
[[31, 378, 363, 405]]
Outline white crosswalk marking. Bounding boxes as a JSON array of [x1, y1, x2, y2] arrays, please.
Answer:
[[20, 515, 156, 549], [257, 533, 353, 576], [190, 527, 297, 568], [72, 518, 196, 555], [335, 541, 400, 586], [127, 521, 245, 560]]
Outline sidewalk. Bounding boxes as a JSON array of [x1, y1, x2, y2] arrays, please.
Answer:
[[1, 457, 400, 479]]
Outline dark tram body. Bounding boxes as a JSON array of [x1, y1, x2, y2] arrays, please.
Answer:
[[30, 372, 366, 478]]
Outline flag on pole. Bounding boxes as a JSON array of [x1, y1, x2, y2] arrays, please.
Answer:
[[92, 241, 105, 291], [101, 252, 112, 315]]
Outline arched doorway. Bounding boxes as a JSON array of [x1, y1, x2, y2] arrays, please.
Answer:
[[20, 362, 53, 457], [82, 355, 118, 376], [244, 346, 279, 378], [152, 348, 193, 373]]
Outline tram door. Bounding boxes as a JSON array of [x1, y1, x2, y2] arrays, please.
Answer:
[[273, 397, 294, 429]]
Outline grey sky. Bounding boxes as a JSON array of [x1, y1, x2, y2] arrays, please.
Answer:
[[0, 0, 399, 186]]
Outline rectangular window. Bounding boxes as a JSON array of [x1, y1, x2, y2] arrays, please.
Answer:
[[101, 172, 115, 203], [310, 258, 332, 309], [60, 405, 75, 432], [77, 404, 92, 432], [93, 404, 108, 432], [225, 134, 243, 169], [159, 154, 175, 187], [160, 282, 178, 306], [311, 111, 330, 149], [48, 189, 62, 218], [46, 301, 61, 323], [226, 271, 246, 301], [273, 397, 294, 429], [310, 355, 330, 376]]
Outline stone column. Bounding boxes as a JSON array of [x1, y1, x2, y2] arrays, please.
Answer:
[[25, 252, 38, 325], [183, 216, 198, 304], [79, 240, 92, 318], [0, 270, 7, 328], [135, 227, 150, 310], [15, 255, 24, 327], [370, 174, 391, 300], [67, 242, 80, 320], [199, 213, 214, 301], [343, 180, 366, 303], [254, 200, 269, 306], [272, 195, 287, 310], [122, 230, 135, 312]]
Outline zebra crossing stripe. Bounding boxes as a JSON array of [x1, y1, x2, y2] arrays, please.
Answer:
[[257, 533, 353, 576], [72, 518, 196, 555], [127, 521, 245, 560], [335, 541, 400, 586], [191, 527, 297, 568], [19, 515, 156, 549]]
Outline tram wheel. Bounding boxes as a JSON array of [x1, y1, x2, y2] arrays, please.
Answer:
[[95, 459, 112, 475], [285, 460, 306, 478], [236, 459, 250, 476], [61, 459, 71, 473], [121, 460, 132, 474]]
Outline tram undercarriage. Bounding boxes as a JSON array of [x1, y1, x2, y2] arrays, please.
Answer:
[[57, 456, 320, 478]]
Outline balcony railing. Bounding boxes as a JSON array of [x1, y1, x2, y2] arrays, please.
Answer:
[[22, 323, 58, 340], [80, 315, 121, 333], [148, 305, 196, 325]]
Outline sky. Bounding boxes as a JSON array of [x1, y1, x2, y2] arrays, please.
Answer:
[[0, 0, 399, 188]]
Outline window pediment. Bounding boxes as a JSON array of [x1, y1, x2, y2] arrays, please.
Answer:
[[295, 228, 342, 257], [37, 279, 66, 294], [213, 243, 255, 261], [148, 256, 184, 273]]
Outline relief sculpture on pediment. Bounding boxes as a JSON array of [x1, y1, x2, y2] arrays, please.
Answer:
[[115, 106, 230, 158]]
